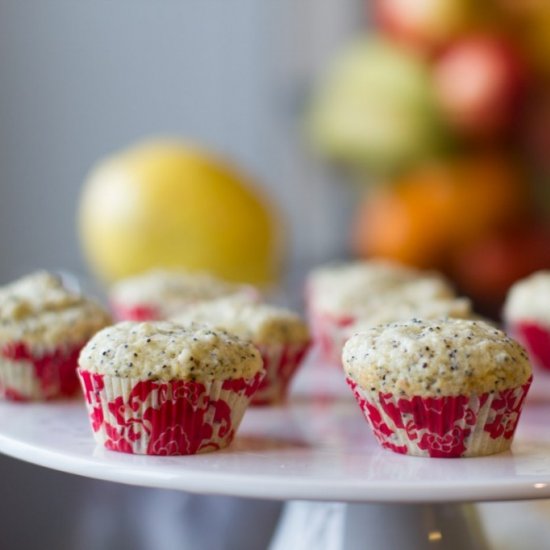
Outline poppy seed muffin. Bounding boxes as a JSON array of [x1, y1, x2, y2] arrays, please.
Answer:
[[172, 297, 311, 404], [172, 297, 309, 345], [503, 271, 550, 371], [79, 321, 263, 381], [308, 261, 455, 318], [78, 321, 265, 455], [330, 296, 473, 366], [0, 271, 111, 400], [109, 269, 257, 321], [306, 260, 457, 364], [343, 318, 532, 458]]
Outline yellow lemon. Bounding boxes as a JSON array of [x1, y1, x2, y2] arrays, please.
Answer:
[[78, 139, 283, 285]]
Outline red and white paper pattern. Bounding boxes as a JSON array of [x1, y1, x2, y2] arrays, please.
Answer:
[[111, 301, 159, 322], [347, 377, 532, 458], [0, 341, 83, 401], [78, 369, 263, 455], [510, 321, 550, 372], [252, 342, 311, 405], [309, 309, 354, 367]]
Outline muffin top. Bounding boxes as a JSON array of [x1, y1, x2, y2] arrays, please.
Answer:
[[79, 321, 264, 382], [172, 297, 310, 345], [110, 269, 256, 318], [347, 297, 473, 333], [307, 260, 454, 316], [504, 271, 550, 325], [343, 318, 531, 396], [0, 271, 111, 349]]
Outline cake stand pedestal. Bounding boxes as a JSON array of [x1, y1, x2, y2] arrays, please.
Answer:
[[271, 501, 488, 550]]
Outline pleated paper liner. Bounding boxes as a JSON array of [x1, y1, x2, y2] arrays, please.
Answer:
[[78, 369, 264, 455], [308, 308, 355, 367], [252, 341, 311, 405], [110, 301, 160, 322], [0, 341, 83, 400], [347, 376, 532, 458], [509, 321, 550, 372]]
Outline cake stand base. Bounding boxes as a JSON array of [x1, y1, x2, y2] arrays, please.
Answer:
[[270, 501, 489, 550]]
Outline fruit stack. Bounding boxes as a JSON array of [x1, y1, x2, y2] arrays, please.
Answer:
[[310, 0, 550, 315]]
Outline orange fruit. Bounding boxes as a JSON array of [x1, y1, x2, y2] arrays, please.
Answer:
[[353, 154, 530, 269]]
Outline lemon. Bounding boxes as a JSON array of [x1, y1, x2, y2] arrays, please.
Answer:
[[78, 140, 283, 285]]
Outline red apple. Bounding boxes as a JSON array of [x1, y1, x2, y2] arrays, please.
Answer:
[[452, 224, 550, 315], [433, 36, 528, 138], [374, 0, 471, 51]]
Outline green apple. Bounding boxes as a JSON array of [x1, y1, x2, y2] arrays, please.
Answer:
[[309, 37, 448, 174]]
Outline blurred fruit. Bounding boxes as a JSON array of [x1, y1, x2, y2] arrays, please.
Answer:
[[433, 36, 527, 138], [374, 0, 473, 51], [78, 140, 283, 285], [493, 0, 550, 76], [309, 38, 447, 173], [452, 224, 550, 314], [520, 10, 550, 77], [353, 154, 529, 269], [523, 89, 550, 177]]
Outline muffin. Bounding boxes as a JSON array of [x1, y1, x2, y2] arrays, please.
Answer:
[[343, 318, 532, 458], [78, 321, 264, 455], [504, 271, 550, 372], [0, 271, 111, 400], [306, 260, 458, 364], [172, 297, 310, 405], [109, 269, 258, 321], [334, 296, 474, 366]]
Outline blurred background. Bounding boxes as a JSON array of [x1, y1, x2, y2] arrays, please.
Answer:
[[3, 0, 550, 548], [3, 1, 550, 313], [0, 1, 364, 285]]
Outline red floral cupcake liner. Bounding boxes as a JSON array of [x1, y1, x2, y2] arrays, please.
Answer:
[[0, 341, 83, 401], [509, 321, 550, 372], [347, 376, 532, 458], [111, 301, 160, 322], [78, 369, 264, 455], [309, 309, 354, 366], [252, 342, 311, 405]]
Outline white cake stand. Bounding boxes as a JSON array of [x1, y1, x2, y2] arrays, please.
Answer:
[[0, 357, 549, 550]]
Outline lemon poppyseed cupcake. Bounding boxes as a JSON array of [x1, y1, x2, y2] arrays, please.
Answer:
[[332, 296, 474, 366], [306, 260, 457, 364], [172, 297, 310, 405], [110, 269, 258, 321], [504, 271, 550, 372], [0, 272, 111, 401], [343, 318, 532, 458], [78, 321, 264, 455]]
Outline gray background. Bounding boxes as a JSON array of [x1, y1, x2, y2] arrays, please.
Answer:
[[0, 0, 363, 282]]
